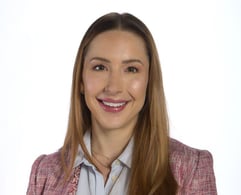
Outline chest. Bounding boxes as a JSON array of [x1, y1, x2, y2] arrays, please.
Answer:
[[76, 163, 130, 195]]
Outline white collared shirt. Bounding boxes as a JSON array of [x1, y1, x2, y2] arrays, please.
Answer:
[[75, 131, 133, 195]]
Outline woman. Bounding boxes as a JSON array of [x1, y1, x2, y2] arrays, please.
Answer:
[[27, 12, 217, 195]]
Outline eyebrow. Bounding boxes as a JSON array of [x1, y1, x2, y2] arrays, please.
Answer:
[[122, 59, 144, 66], [89, 57, 144, 65], [89, 57, 110, 63]]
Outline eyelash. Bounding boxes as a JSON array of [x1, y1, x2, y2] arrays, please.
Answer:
[[92, 64, 139, 73], [126, 66, 139, 73], [93, 64, 107, 71]]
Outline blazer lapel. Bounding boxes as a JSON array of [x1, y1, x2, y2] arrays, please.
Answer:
[[67, 165, 81, 195]]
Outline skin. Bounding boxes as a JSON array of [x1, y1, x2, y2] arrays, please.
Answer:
[[81, 30, 149, 181]]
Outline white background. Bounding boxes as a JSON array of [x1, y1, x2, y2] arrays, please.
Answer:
[[0, 0, 240, 194]]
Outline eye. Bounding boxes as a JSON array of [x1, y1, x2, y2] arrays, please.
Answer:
[[126, 66, 138, 73], [93, 64, 107, 71]]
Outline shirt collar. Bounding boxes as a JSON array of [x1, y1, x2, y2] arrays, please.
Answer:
[[74, 131, 133, 169], [74, 131, 91, 168], [117, 136, 133, 168]]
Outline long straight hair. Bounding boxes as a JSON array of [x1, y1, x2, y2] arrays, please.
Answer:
[[61, 12, 178, 195]]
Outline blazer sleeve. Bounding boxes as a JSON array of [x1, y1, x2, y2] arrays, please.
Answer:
[[27, 155, 47, 195], [182, 150, 217, 195]]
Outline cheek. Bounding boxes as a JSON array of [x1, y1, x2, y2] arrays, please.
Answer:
[[129, 78, 148, 98], [82, 72, 104, 94]]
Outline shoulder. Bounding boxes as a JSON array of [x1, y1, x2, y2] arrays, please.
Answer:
[[27, 150, 64, 194], [169, 138, 213, 164], [169, 138, 217, 194], [32, 150, 62, 175]]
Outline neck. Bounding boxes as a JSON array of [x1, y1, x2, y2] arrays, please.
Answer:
[[91, 127, 133, 161]]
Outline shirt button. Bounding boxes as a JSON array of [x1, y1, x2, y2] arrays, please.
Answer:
[[111, 175, 117, 182]]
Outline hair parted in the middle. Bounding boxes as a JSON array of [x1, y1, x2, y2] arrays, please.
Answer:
[[61, 12, 178, 195]]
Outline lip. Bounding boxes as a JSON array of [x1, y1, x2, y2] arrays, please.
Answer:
[[97, 98, 128, 113]]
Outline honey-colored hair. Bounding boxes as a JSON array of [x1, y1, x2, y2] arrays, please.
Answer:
[[61, 12, 178, 195]]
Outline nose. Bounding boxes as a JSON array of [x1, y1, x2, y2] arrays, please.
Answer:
[[104, 70, 123, 95]]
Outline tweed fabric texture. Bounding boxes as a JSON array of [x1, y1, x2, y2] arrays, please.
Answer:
[[27, 139, 217, 195]]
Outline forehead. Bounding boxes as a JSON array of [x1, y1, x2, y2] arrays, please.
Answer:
[[85, 30, 148, 60]]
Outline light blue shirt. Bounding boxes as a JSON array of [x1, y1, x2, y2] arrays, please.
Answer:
[[74, 131, 133, 195]]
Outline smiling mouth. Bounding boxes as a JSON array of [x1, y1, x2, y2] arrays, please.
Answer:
[[102, 101, 126, 107], [97, 99, 128, 112]]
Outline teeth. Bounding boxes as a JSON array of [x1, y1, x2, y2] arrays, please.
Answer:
[[102, 101, 126, 107]]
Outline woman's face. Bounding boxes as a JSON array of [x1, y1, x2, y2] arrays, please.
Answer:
[[82, 30, 149, 134]]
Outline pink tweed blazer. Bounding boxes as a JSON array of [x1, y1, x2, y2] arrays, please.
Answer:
[[27, 139, 217, 194]]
